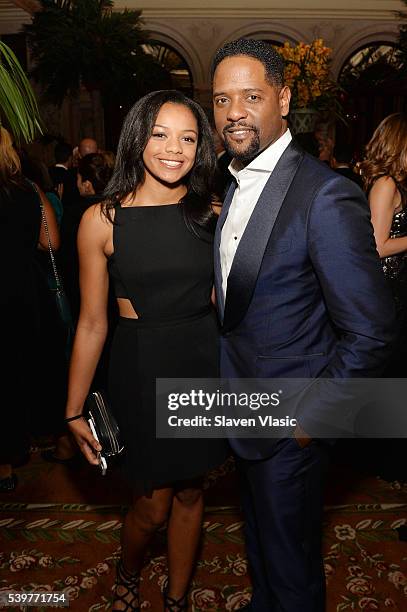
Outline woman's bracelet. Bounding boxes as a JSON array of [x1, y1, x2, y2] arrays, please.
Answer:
[[65, 414, 84, 423]]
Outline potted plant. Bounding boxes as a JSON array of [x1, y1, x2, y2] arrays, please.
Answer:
[[24, 0, 171, 147], [275, 38, 342, 134]]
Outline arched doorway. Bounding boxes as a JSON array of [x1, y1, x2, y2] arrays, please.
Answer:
[[104, 41, 193, 149], [141, 41, 194, 97], [338, 43, 406, 157], [260, 39, 284, 47]]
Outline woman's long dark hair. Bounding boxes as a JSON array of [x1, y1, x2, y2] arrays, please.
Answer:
[[103, 90, 218, 232]]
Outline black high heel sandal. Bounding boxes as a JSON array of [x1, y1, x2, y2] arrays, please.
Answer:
[[112, 558, 140, 612], [163, 586, 188, 611]]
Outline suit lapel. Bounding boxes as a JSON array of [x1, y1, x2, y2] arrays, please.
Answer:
[[222, 142, 304, 333], [214, 180, 236, 320]]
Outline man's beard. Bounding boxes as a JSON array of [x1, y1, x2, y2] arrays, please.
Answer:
[[223, 123, 260, 164]]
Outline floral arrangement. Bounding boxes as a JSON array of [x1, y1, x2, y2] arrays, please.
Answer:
[[275, 38, 339, 112]]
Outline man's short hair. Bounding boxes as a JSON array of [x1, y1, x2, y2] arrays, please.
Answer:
[[211, 38, 285, 88], [333, 141, 354, 164], [54, 142, 73, 164]]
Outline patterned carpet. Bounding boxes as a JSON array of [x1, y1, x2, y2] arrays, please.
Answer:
[[0, 443, 406, 611]]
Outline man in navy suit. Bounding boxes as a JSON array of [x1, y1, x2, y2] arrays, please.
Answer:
[[211, 39, 395, 611]]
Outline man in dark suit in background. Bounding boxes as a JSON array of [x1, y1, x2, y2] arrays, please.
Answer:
[[49, 141, 78, 207], [212, 39, 395, 612], [331, 140, 363, 187]]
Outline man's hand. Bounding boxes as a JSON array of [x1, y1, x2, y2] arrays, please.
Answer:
[[293, 424, 312, 448]]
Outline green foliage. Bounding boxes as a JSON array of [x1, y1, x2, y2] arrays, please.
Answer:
[[24, 0, 170, 107], [339, 45, 402, 93], [0, 41, 43, 144]]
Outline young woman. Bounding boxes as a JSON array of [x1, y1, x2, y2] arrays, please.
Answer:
[[39, 154, 114, 465], [65, 90, 227, 611]]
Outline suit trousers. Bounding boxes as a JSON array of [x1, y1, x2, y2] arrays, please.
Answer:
[[237, 438, 330, 612]]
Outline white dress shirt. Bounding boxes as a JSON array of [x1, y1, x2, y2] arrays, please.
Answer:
[[220, 129, 292, 299]]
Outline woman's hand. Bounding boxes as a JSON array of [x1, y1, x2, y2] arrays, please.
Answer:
[[68, 418, 102, 466]]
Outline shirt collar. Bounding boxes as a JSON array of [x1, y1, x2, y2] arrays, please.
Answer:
[[229, 128, 292, 179]]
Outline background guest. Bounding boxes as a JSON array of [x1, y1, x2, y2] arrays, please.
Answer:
[[101, 149, 116, 170], [21, 154, 64, 226], [332, 140, 363, 187], [359, 112, 407, 482], [49, 141, 78, 207], [360, 113, 407, 338], [20, 153, 71, 458], [0, 127, 60, 490], [59, 152, 113, 323], [294, 130, 320, 157], [314, 122, 334, 164], [72, 137, 98, 167]]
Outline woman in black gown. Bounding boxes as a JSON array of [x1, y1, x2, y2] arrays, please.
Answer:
[[0, 127, 60, 490], [65, 91, 227, 611], [360, 113, 407, 482], [361, 113, 407, 326]]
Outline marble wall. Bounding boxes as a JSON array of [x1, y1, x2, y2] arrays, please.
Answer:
[[124, 0, 404, 106]]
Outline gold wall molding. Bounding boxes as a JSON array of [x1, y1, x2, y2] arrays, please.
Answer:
[[119, 0, 404, 21]]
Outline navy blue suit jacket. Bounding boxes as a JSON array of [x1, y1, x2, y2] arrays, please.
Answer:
[[215, 142, 396, 460]]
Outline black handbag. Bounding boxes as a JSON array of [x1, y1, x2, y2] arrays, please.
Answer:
[[85, 390, 124, 475], [35, 182, 75, 360]]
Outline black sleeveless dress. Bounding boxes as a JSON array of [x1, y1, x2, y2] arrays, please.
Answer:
[[380, 180, 407, 381], [374, 180, 407, 480], [381, 204, 407, 315], [368, 175, 407, 313], [1, 184, 42, 463], [107, 204, 228, 490]]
